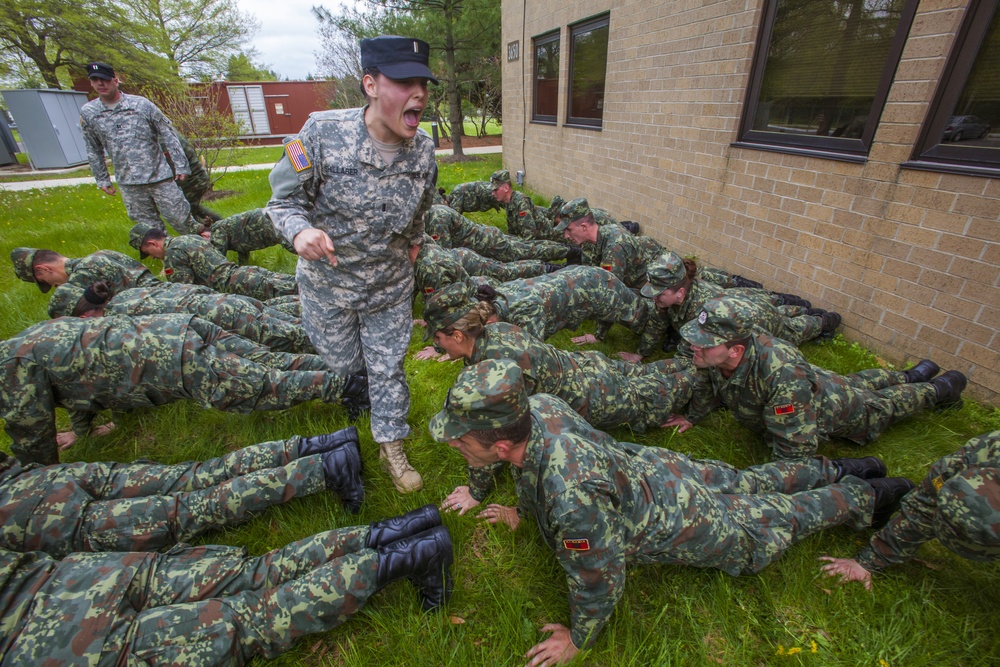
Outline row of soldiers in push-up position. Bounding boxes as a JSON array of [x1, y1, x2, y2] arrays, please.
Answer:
[[1, 171, 996, 665]]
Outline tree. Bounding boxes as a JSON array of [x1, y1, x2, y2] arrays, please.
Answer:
[[225, 52, 278, 82], [121, 0, 259, 79]]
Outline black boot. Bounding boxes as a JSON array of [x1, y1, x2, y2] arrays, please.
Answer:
[[376, 525, 454, 611], [930, 370, 967, 409], [366, 505, 442, 549], [543, 263, 563, 273], [773, 292, 812, 309], [298, 426, 360, 457], [867, 477, 916, 528], [564, 246, 583, 265], [833, 456, 887, 482], [820, 312, 842, 336], [730, 274, 763, 289], [903, 359, 940, 384], [341, 373, 371, 420], [321, 440, 364, 513], [806, 307, 827, 316], [620, 221, 640, 235]]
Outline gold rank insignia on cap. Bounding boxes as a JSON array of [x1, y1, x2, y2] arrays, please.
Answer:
[[563, 538, 590, 551], [413, 40, 419, 52], [285, 139, 311, 172], [932, 475, 945, 491]]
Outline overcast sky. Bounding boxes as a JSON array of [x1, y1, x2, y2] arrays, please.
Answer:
[[236, 0, 347, 80]]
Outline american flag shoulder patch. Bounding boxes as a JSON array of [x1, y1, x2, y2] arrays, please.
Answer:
[[774, 404, 795, 415], [285, 139, 312, 172], [563, 538, 590, 551]]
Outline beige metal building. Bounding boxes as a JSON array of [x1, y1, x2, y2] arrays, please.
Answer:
[[500, 0, 1000, 402]]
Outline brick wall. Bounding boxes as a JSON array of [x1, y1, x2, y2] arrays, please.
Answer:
[[501, 0, 1000, 403]]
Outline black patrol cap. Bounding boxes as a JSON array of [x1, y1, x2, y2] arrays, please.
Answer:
[[360, 36, 438, 84], [86, 62, 115, 80]]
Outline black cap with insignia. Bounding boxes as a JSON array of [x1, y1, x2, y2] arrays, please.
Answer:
[[360, 36, 438, 84]]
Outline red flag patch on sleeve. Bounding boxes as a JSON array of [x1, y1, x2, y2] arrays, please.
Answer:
[[164, 268, 173, 276], [423, 287, 434, 294], [774, 404, 795, 415], [519, 211, 527, 217], [601, 263, 613, 272], [563, 539, 590, 551]]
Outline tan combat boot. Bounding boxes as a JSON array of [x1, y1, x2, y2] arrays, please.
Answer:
[[379, 440, 423, 493]]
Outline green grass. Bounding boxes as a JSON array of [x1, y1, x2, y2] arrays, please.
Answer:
[[420, 119, 502, 138], [1, 155, 999, 666]]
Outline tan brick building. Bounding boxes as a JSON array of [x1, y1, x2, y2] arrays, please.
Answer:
[[500, 0, 1000, 403]]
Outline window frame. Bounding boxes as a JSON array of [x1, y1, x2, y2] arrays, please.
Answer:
[[566, 13, 610, 130], [532, 29, 561, 125], [905, 0, 1000, 178], [734, 0, 919, 161]]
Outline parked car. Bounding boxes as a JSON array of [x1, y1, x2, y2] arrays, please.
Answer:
[[943, 115, 991, 141]]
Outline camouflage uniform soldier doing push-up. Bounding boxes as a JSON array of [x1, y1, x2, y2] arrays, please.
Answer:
[[431, 359, 913, 665], [208, 207, 297, 264], [11, 247, 162, 296], [0, 314, 368, 466]]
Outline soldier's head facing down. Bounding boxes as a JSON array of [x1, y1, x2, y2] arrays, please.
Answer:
[[933, 467, 1000, 562], [641, 252, 699, 310], [679, 296, 757, 371], [47, 281, 113, 319], [358, 36, 437, 144], [429, 359, 533, 466], [10, 247, 68, 293], [128, 223, 168, 260], [422, 280, 495, 359], [555, 198, 598, 246], [490, 170, 513, 204]]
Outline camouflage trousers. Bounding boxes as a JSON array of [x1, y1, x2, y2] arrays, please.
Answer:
[[223, 265, 299, 301], [8, 527, 378, 665], [187, 294, 313, 354], [774, 306, 823, 345], [830, 368, 938, 445], [7, 437, 324, 558], [266, 295, 302, 319], [118, 178, 199, 235], [300, 287, 410, 443], [455, 247, 548, 283], [210, 209, 296, 258], [189, 317, 326, 372], [499, 266, 650, 342], [448, 225, 570, 263], [182, 321, 344, 413]]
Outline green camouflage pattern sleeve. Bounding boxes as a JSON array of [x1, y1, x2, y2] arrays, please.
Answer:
[[0, 354, 60, 466], [68, 408, 97, 437], [505, 192, 539, 238], [856, 431, 1000, 570], [468, 461, 506, 501], [685, 370, 722, 424]]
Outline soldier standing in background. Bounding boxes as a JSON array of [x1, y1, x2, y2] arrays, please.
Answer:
[[79, 62, 200, 234]]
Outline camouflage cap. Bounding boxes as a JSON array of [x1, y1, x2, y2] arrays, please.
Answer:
[[933, 467, 1000, 562], [422, 279, 478, 341], [554, 198, 591, 232], [10, 247, 47, 291], [48, 283, 87, 318], [489, 169, 511, 190], [640, 251, 686, 298], [679, 295, 756, 347], [429, 359, 529, 441], [128, 222, 157, 258], [414, 242, 467, 303]]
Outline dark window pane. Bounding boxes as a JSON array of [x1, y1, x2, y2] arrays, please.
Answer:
[[753, 0, 906, 139], [938, 9, 999, 147], [534, 35, 559, 120], [569, 17, 609, 125]]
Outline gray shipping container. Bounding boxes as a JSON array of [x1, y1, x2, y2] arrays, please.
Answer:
[[1, 89, 90, 169]]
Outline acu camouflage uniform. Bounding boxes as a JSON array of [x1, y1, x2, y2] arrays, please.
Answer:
[[0, 525, 379, 664], [429, 360, 874, 649], [0, 436, 329, 559], [424, 204, 571, 262], [48, 282, 313, 353], [267, 107, 437, 443], [0, 314, 348, 466], [682, 299, 938, 460], [155, 233, 298, 300], [11, 247, 162, 296], [80, 92, 199, 234], [447, 180, 502, 214], [477, 267, 650, 342], [856, 431, 1000, 569], [169, 134, 221, 224], [209, 208, 296, 263]]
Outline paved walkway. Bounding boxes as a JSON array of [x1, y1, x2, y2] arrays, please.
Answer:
[[0, 144, 502, 192]]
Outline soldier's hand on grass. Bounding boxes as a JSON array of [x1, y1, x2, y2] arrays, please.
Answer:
[[414, 345, 441, 361], [570, 334, 598, 346], [524, 623, 579, 666], [479, 504, 520, 530], [819, 556, 872, 590], [294, 229, 338, 265], [617, 351, 642, 363], [91, 422, 116, 437], [56, 431, 77, 450], [100, 185, 117, 196], [661, 414, 693, 432], [441, 486, 479, 516], [413, 318, 427, 328]]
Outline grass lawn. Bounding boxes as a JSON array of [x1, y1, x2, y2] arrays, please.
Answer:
[[420, 119, 502, 138], [1, 152, 998, 666]]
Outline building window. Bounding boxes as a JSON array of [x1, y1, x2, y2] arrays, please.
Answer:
[[737, 0, 918, 159], [533, 31, 560, 123], [908, 0, 1000, 176], [567, 14, 609, 128]]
